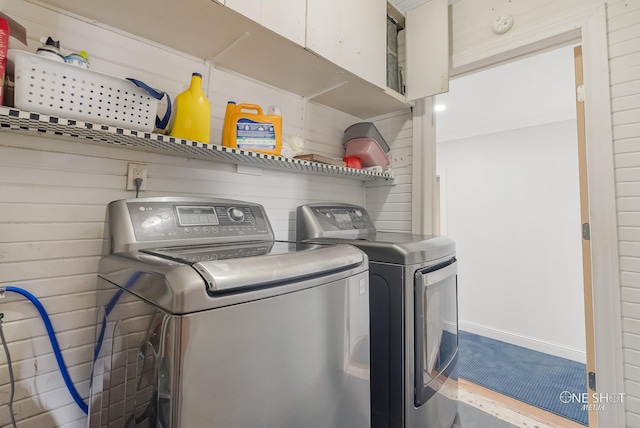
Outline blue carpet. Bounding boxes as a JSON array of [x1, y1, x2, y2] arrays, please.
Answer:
[[458, 331, 588, 426]]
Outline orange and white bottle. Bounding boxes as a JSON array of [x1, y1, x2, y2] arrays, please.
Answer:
[[222, 103, 282, 155]]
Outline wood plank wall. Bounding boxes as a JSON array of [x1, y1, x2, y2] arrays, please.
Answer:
[[368, 110, 413, 232], [0, 1, 412, 426], [609, 0, 640, 425], [450, 0, 601, 71]]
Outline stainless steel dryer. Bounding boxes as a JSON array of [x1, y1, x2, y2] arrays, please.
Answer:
[[90, 197, 371, 428], [296, 203, 458, 428]]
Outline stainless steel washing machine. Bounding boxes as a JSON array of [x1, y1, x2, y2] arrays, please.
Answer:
[[296, 203, 458, 428], [89, 197, 371, 428]]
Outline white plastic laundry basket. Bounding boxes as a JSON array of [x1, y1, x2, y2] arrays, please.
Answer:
[[8, 49, 159, 131]]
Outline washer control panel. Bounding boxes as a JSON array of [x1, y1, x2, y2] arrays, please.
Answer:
[[125, 201, 269, 242]]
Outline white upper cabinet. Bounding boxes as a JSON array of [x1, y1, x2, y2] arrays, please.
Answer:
[[226, 0, 306, 46], [405, 0, 449, 101], [307, 0, 386, 88]]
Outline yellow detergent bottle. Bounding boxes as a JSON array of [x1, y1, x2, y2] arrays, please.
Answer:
[[222, 103, 282, 155], [170, 73, 211, 143]]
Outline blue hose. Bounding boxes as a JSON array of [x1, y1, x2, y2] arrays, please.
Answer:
[[4, 272, 143, 416], [5, 286, 89, 414]]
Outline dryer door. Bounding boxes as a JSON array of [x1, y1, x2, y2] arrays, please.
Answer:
[[414, 258, 458, 406]]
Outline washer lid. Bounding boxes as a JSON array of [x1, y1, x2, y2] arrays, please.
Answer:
[[143, 241, 366, 295], [100, 241, 368, 314]]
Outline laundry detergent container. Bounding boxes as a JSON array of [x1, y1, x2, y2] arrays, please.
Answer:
[[343, 122, 390, 168]]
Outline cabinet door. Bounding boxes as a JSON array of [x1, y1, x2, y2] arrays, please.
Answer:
[[226, 0, 260, 23], [307, 0, 385, 88], [261, 0, 306, 46], [405, 0, 449, 101], [226, 0, 306, 46], [306, 0, 342, 65], [339, 0, 386, 88]]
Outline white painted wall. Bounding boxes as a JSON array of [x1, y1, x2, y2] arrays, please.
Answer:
[[0, 1, 413, 427], [438, 120, 585, 361], [436, 44, 586, 361]]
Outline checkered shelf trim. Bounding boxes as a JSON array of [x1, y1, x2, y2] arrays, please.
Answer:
[[0, 107, 394, 181]]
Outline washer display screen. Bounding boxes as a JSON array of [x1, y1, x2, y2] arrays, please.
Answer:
[[331, 209, 351, 223], [176, 206, 219, 226]]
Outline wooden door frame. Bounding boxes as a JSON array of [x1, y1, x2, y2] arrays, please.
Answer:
[[413, 4, 624, 427], [574, 43, 598, 428]]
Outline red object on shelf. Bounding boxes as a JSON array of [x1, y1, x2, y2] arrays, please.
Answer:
[[343, 156, 362, 169], [0, 18, 9, 105], [0, 12, 27, 106]]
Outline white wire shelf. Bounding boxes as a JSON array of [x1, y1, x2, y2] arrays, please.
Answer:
[[0, 107, 394, 181]]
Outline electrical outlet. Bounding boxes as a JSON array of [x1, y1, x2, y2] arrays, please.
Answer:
[[126, 162, 148, 191], [391, 148, 411, 168]]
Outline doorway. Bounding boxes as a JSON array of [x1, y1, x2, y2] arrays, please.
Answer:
[[435, 44, 590, 426]]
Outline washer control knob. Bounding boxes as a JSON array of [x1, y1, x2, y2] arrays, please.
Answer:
[[228, 207, 245, 222]]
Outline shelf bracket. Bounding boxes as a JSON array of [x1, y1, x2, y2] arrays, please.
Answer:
[[302, 81, 348, 141], [210, 32, 251, 64], [203, 59, 213, 95], [303, 81, 349, 101]]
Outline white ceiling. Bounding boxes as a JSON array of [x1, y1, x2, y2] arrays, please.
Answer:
[[435, 44, 578, 143], [389, 0, 461, 14], [389, 0, 431, 13]]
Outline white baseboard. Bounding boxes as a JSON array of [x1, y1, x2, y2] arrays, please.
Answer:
[[459, 320, 586, 364]]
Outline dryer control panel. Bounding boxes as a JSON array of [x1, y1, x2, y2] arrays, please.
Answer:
[[296, 203, 376, 239], [107, 197, 274, 253]]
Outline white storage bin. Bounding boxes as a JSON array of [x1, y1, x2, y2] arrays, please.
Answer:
[[8, 49, 158, 131]]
